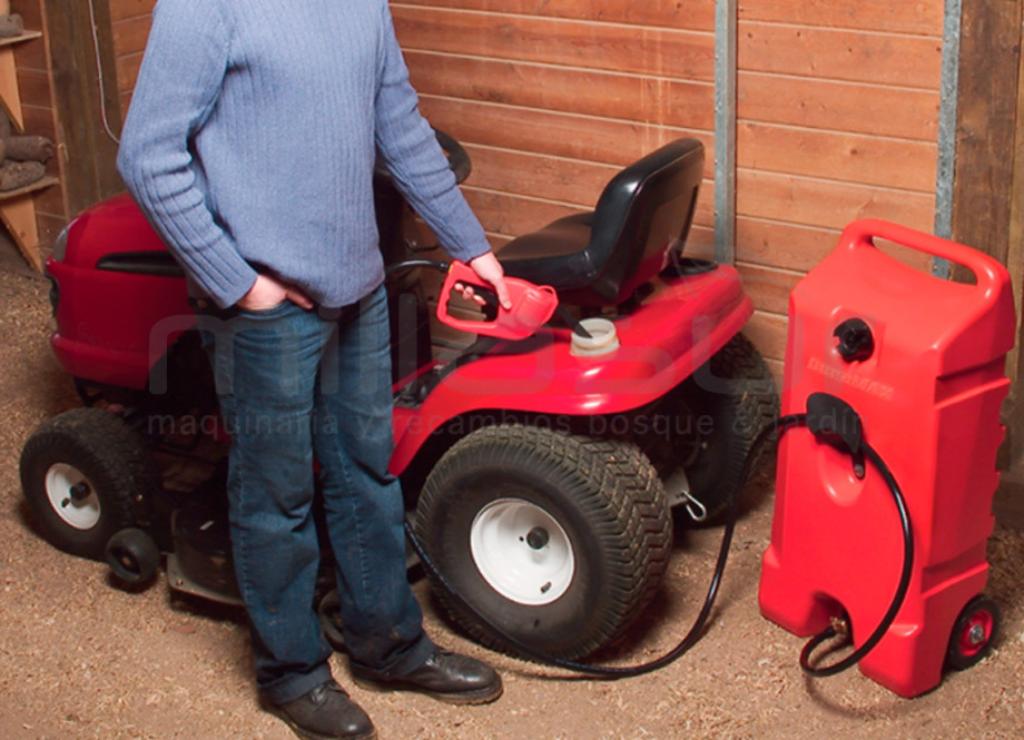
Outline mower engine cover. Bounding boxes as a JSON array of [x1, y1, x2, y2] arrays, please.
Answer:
[[46, 195, 192, 390], [759, 219, 1017, 697]]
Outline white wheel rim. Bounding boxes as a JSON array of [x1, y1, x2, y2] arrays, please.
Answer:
[[470, 498, 575, 606], [44, 463, 101, 530]]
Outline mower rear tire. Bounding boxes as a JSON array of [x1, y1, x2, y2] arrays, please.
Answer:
[[677, 334, 778, 523], [20, 408, 157, 560], [415, 424, 672, 660]]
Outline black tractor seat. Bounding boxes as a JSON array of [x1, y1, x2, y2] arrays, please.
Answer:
[[498, 138, 705, 307]]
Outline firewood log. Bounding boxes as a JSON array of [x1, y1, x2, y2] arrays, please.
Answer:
[[5, 135, 53, 163], [0, 14, 24, 39], [0, 160, 45, 191]]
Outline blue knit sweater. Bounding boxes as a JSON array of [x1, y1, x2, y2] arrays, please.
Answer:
[[117, 0, 490, 309]]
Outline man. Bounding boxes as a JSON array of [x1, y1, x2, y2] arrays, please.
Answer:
[[118, 1, 508, 738]]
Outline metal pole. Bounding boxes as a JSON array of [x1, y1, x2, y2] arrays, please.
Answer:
[[933, 0, 963, 278], [714, 0, 737, 264]]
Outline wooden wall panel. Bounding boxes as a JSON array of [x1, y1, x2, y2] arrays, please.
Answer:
[[738, 74, 939, 141], [42, 0, 123, 216], [417, 96, 715, 173], [737, 171, 934, 233], [735, 3, 944, 360], [106, 0, 947, 369], [107, 0, 717, 249], [463, 188, 579, 236], [736, 218, 840, 273], [109, 0, 155, 22], [108, 0, 154, 118], [392, 5, 714, 80], [738, 0, 943, 35], [389, 1, 718, 247], [111, 15, 151, 59], [949, 1, 1024, 469], [950, 0, 1023, 267], [744, 310, 789, 361], [739, 23, 942, 88], [737, 122, 937, 191], [406, 52, 714, 130], [1011, 13, 1024, 468], [396, 0, 716, 30], [736, 262, 800, 316]]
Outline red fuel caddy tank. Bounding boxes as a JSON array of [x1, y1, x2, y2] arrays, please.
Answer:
[[759, 219, 1017, 697]]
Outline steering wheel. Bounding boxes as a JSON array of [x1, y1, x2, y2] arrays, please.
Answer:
[[374, 128, 472, 185]]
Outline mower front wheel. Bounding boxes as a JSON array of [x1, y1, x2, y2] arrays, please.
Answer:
[[20, 408, 157, 560], [415, 424, 672, 660], [105, 528, 160, 588]]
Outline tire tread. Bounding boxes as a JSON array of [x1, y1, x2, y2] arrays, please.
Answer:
[[416, 424, 671, 660], [19, 408, 157, 559]]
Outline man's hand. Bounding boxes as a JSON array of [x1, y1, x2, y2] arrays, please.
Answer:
[[237, 274, 315, 312], [454, 252, 512, 310]]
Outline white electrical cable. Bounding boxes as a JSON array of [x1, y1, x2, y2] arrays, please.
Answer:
[[87, 0, 121, 145]]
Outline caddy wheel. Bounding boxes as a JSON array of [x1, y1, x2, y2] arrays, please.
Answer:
[[947, 596, 999, 671], [415, 424, 671, 660], [20, 408, 157, 560]]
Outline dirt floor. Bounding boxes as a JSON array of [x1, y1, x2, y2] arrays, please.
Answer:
[[1, 262, 1022, 739]]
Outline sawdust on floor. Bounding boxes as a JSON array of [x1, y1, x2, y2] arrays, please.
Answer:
[[1, 267, 1022, 739]]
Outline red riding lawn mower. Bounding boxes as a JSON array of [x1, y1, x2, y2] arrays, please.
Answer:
[[21, 133, 778, 660]]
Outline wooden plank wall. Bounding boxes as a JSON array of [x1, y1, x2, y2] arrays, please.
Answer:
[[734, 0, 944, 371], [42, 0, 124, 217], [108, 0, 719, 258], [400, 0, 945, 371], [109, 1, 947, 371], [10, 0, 67, 247], [109, 0, 152, 122], [390, 0, 719, 260]]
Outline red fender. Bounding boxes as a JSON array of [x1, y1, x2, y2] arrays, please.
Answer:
[[390, 266, 752, 475]]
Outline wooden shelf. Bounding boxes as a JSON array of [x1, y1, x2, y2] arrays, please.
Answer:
[[0, 31, 42, 50], [0, 174, 57, 202], [0, 24, 57, 272]]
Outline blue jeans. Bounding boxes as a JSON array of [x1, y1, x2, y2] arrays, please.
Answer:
[[197, 285, 433, 705]]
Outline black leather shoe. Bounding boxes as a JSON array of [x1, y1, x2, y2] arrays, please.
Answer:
[[352, 649, 503, 705], [265, 680, 376, 740]]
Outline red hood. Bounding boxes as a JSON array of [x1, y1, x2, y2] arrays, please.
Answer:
[[65, 194, 167, 269]]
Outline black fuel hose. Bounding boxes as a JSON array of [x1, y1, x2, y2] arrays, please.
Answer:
[[796, 440, 914, 676], [405, 414, 804, 678], [404, 410, 913, 679], [386, 259, 449, 278]]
